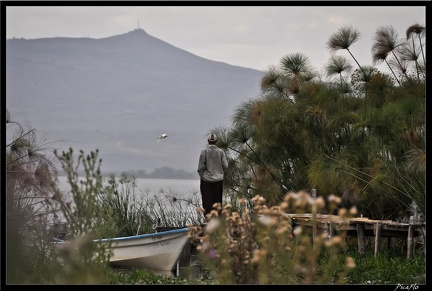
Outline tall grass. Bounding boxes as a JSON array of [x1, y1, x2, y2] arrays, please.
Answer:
[[99, 174, 203, 237]]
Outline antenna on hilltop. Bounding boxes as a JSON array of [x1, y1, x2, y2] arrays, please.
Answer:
[[137, 20, 140, 29]]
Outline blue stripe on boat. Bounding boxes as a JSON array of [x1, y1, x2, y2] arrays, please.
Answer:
[[96, 227, 189, 242]]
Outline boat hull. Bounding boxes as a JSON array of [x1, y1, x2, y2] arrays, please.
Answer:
[[55, 227, 190, 271], [102, 228, 190, 270]]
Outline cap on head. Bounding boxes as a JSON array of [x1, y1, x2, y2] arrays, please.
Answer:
[[207, 133, 218, 142]]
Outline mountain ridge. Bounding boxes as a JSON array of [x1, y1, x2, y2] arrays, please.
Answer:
[[6, 28, 265, 176]]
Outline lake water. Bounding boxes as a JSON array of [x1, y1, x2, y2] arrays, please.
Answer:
[[58, 176, 200, 199], [134, 178, 201, 199]]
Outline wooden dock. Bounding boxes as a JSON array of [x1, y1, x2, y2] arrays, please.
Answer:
[[287, 213, 425, 259], [156, 214, 425, 270]]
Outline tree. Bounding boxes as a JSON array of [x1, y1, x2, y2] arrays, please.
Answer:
[[279, 52, 315, 95], [326, 25, 366, 76], [324, 55, 353, 100], [325, 55, 353, 86], [398, 38, 425, 82], [213, 23, 425, 221], [6, 116, 62, 283], [371, 25, 408, 84], [406, 23, 426, 68]]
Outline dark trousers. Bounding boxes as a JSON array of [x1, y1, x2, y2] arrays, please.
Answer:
[[200, 179, 223, 217]]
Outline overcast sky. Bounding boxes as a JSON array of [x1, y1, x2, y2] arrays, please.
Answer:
[[5, 5, 426, 74]]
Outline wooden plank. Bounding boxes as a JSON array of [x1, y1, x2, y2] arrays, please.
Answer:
[[288, 213, 425, 258]]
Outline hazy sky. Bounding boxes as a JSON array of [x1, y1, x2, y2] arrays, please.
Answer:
[[5, 5, 426, 74]]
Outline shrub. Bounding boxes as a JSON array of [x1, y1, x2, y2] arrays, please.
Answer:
[[189, 191, 357, 284]]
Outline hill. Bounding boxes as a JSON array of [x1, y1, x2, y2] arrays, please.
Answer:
[[6, 28, 264, 176]]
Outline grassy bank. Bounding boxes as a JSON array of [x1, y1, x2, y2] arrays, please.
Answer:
[[105, 247, 425, 285]]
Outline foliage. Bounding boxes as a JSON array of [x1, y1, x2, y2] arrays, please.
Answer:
[[53, 148, 117, 239], [5, 124, 61, 284], [6, 126, 59, 236], [98, 174, 155, 236], [189, 192, 357, 284], [48, 148, 118, 284], [218, 23, 425, 221]]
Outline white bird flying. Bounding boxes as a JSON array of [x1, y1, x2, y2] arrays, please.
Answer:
[[157, 133, 168, 141]]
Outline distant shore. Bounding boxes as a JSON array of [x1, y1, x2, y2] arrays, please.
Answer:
[[58, 166, 196, 180]]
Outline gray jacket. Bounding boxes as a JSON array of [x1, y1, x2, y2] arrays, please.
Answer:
[[197, 144, 228, 182]]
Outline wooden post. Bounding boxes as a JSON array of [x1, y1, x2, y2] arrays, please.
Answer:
[[322, 221, 330, 240], [329, 221, 335, 239], [374, 223, 382, 257], [357, 223, 365, 255], [312, 222, 317, 240], [407, 216, 414, 260], [311, 189, 317, 245]]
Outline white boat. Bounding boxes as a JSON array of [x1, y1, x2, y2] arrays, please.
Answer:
[[55, 227, 190, 271]]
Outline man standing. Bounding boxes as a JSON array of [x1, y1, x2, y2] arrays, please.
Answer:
[[197, 133, 228, 219]]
